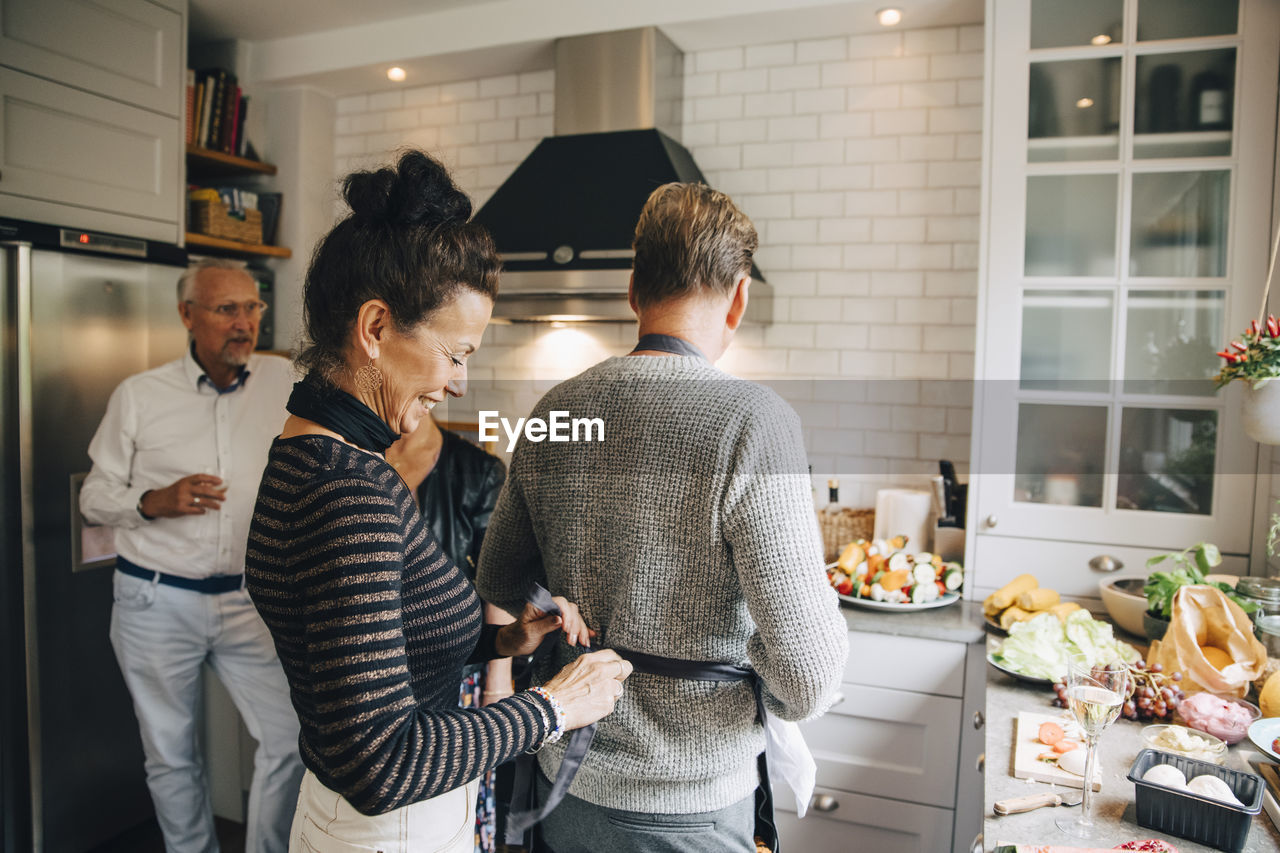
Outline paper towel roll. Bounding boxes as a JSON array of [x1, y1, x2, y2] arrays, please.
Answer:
[[873, 489, 934, 552]]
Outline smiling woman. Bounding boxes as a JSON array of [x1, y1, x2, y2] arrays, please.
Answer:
[[243, 149, 632, 853]]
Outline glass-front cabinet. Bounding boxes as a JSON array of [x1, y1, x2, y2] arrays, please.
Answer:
[[971, 0, 1279, 594]]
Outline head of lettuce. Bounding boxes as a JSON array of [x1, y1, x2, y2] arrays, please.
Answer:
[[996, 610, 1141, 682]]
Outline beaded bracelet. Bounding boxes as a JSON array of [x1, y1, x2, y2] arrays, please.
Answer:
[[529, 686, 566, 745]]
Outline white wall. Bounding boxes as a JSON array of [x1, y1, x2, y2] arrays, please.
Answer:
[[264, 87, 337, 357], [331, 24, 983, 507]]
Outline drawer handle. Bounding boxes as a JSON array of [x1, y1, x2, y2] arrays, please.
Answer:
[[811, 794, 839, 813], [985, 514, 998, 529], [973, 710, 985, 730], [830, 691, 845, 708], [1089, 554, 1124, 572]]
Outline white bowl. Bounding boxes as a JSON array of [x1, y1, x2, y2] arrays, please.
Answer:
[[1099, 575, 1149, 637]]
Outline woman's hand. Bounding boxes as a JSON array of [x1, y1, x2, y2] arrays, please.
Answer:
[[541, 650, 633, 730], [494, 596, 594, 657]]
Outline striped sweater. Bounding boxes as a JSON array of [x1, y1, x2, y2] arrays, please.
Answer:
[[245, 434, 554, 816]]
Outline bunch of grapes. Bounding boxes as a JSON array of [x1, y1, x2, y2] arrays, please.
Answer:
[[1050, 661, 1185, 722]]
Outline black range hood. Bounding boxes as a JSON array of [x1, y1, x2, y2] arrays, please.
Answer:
[[472, 28, 772, 323]]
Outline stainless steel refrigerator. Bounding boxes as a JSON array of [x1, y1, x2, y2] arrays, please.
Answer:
[[1, 220, 189, 852]]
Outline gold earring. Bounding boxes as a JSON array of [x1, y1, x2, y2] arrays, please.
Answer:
[[354, 361, 383, 393]]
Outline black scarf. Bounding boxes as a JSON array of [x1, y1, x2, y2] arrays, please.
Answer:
[[631, 333, 707, 360], [286, 375, 400, 454]]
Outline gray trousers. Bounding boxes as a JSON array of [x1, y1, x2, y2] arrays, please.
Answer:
[[535, 770, 756, 853]]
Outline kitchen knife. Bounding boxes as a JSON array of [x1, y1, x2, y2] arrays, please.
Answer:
[[930, 475, 948, 519], [939, 459, 959, 522], [993, 790, 1083, 815]]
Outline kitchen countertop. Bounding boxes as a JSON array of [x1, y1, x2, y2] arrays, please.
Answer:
[[838, 597, 987, 644], [983, 634, 1280, 852]]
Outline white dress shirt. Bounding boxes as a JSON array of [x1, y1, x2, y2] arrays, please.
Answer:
[[81, 348, 294, 579]]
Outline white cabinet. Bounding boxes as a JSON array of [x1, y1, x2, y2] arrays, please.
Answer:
[[0, 0, 183, 115], [778, 631, 986, 853], [0, 0, 185, 242], [776, 785, 955, 853], [969, 0, 1280, 594]]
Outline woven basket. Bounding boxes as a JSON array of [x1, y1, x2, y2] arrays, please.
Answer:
[[818, 507, 876, 563], [190, 200, 263, 244]]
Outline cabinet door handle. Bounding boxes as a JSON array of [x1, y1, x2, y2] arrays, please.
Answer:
[[973, 710, 985, 730], [977, 752, 985, 774], [970, 833, 984, 853], [830, 691, 845, 708], [985, 514, 998, 529], [811, 794, 839, 813]]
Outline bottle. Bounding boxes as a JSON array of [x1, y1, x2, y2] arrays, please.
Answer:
[[819, 479, 842, 562], [822, 479, 842, 516], [1191, 70, 1229, 130]]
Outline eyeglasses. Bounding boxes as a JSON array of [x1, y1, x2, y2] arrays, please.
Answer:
[[186, 300, 269, 319]]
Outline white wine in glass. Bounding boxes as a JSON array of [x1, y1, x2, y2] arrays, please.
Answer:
[[1056, 652, 1129, 838]]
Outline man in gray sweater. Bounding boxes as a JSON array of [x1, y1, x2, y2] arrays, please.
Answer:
[[476, 182, 848, 852]]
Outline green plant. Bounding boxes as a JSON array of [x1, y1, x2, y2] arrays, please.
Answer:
[[1143, 541, 1259, 619], [1216, 315, 1280, 388]]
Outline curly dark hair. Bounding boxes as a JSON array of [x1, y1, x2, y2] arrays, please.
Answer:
[[297, 149, 500, 380]]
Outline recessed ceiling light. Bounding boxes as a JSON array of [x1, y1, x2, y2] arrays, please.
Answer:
[[876, 7, 903, 26], [1076, 97, 1095, 109], [386, 66, 407, 82], [1091, 34, 1112, 45]]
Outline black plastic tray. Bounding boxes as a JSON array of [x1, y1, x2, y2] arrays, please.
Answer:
[[1126, 748, 1263, 853]]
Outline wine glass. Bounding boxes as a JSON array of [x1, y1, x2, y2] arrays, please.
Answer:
[[1056, 651, 1130, 838]]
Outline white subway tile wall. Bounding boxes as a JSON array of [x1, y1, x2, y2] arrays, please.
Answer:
[[333, 25, 983, 506]]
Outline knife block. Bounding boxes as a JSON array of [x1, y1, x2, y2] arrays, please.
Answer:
[[933, 525, 965, 563]]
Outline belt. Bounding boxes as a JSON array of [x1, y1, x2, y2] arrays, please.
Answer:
[[506, 585, 781, 852], [116, 556, 245, 594]]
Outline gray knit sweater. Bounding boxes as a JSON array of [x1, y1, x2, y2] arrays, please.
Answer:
[[475, 354, 849, 814]]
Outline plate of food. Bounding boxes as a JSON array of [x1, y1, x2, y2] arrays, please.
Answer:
[[1247, 717, 1280, 761], [841, 590, 961, 611], [986, 647, 1054, 685], [825, 539, 964, 611]]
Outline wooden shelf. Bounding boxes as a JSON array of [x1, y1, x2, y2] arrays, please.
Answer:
[[186, 145, 278, 179], [185, 232, 292, 259]]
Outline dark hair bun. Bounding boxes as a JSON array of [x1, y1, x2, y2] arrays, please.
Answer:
[[343, 149, 472, 227]]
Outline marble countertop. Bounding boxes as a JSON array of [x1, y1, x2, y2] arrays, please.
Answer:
[[983, 634, 1280, 852], [837, 597, 986, 643]]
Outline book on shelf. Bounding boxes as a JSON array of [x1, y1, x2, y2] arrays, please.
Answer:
[[187, 67, 251, 156], [185, 69, 196, 146], [207, 69, 227, 152], [235, 95, 250, 157], [197, 71, 214, 150]]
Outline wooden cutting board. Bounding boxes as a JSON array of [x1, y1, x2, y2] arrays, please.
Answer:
[[1012, 711, 1102, 791]]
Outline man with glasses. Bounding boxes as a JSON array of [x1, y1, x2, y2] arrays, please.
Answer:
[[80, 258, 302, 853]]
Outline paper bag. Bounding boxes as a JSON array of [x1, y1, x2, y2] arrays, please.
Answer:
[[1146, 585, 1266, 697]]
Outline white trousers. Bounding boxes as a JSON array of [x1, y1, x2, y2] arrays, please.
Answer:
[[290, 770, 478, 853], [110, 570, 305, 853]]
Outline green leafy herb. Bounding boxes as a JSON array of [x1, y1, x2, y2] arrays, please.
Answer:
[[1143, 541, 1258, 618]]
